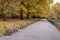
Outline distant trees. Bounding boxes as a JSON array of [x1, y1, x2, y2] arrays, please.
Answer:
[[53, 3, 60, 19], [0, 0, 53, 19]]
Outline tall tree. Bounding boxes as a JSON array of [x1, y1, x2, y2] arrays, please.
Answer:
[[0, 0, 53, 19], [53, 3, 60, 19]]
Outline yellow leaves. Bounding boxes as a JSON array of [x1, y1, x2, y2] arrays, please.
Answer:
[[20, 5, 28, 13], [23, 13, 27, 17], [0, 0, 53, 18], [0, 23, 6, 36], [29, 9, 37, 12], [35, 4, 48, 17], [53, 3, 60, 18]]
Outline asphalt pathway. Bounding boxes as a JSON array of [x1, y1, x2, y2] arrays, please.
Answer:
[[0, 20, 60, 40]]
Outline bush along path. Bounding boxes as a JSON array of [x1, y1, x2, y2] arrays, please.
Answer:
[[48, 18, 60, 30], [0, 19, 60, 40], [0, 19, 39, 36]]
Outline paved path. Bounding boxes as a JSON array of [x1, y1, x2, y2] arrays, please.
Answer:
[[0, 20, 60, 40]]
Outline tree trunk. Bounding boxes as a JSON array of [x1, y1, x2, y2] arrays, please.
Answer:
[[20, 9, 23, 19], [27, 12, 29, 19]]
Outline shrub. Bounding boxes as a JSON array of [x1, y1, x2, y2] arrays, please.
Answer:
[[4, 24, 18, 35], [0, 24, 6, 36]]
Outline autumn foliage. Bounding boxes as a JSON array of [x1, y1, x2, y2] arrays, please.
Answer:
[[53, 3, 60, 19], [0, 0, 53, 19]]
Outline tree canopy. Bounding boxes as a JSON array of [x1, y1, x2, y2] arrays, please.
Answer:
[[53, 3, 60, 19], [0, 0, 53, 19]]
